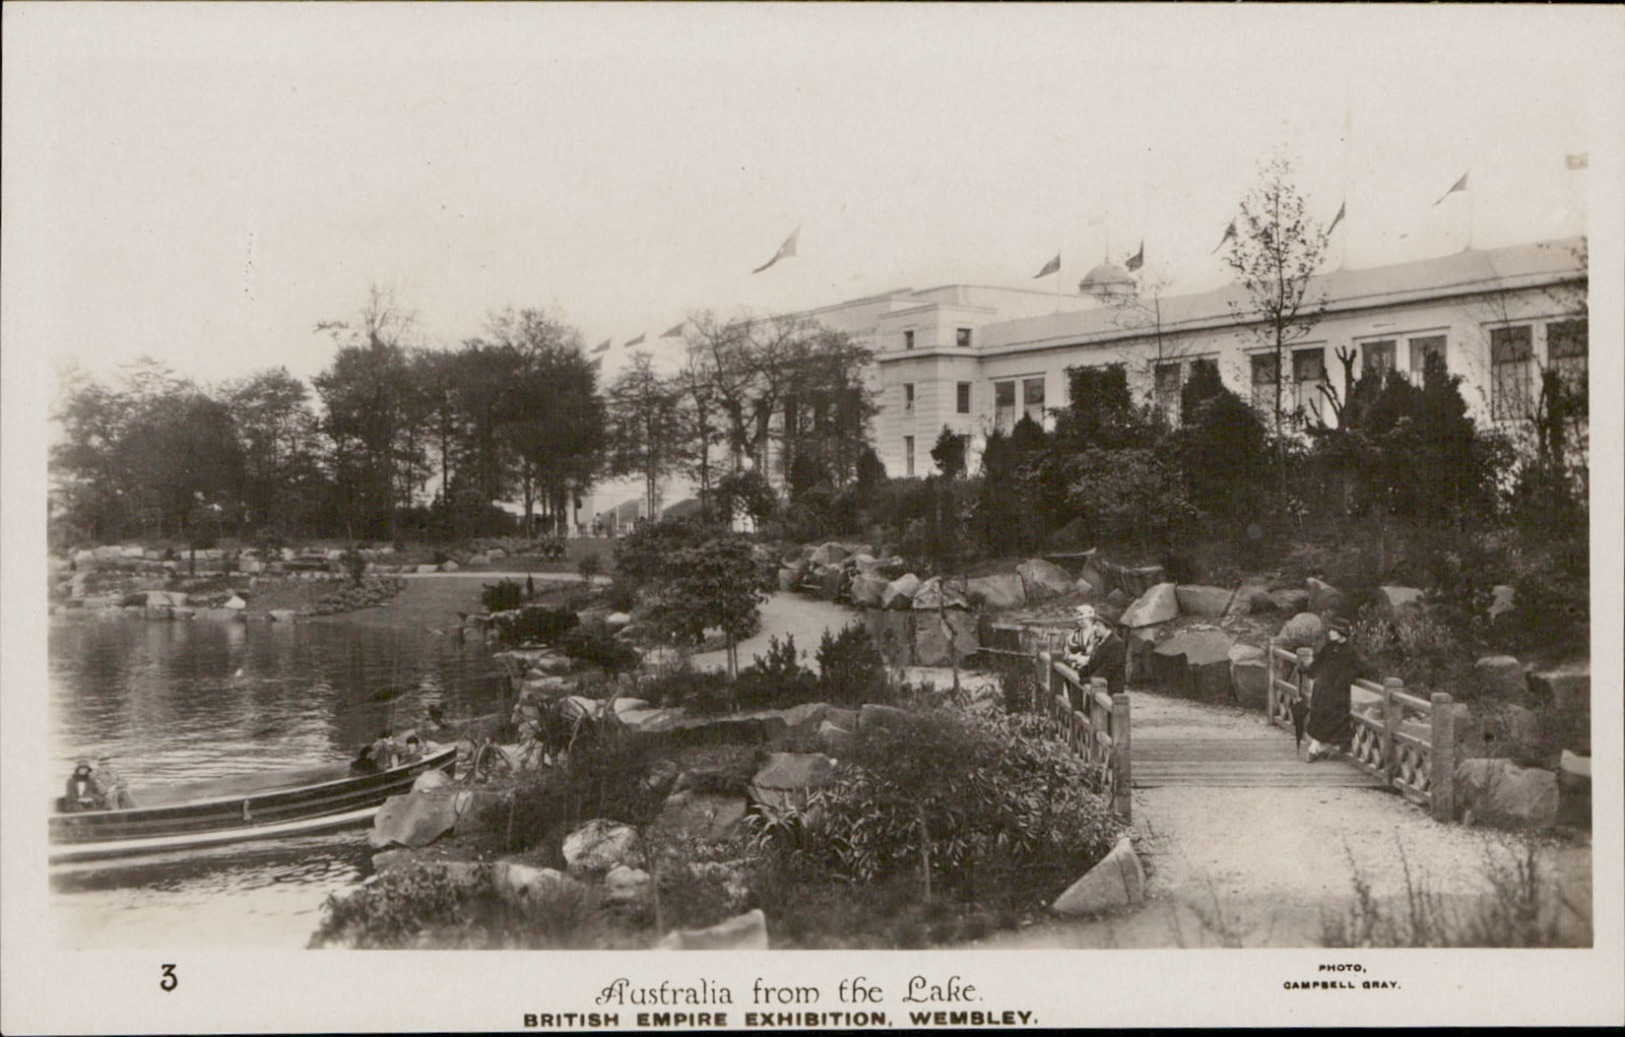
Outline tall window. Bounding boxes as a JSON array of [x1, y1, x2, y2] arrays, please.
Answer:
[[994, 380, 1016, 432], [1154, 362, 1183, 426], [1022, 377, 1046, 423], [1250, 353, 1279, 413], [956, 327, 973, 348], [1362, 340, 1396, 382], [904, 436, 915, 477], [1547, 319, 1587, 398], [956, 382, 972, 414], [1292, 347, 1327, 421], [1409, 335, 1447, 382], [1490, 325, 1533, 421], [903, 383, 915, 412], [903, 330, 915, 351]]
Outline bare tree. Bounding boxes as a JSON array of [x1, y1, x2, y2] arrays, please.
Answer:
[[1222, 157, 1330, 488]]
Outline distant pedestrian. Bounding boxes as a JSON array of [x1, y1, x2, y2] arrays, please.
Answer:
[[1304, 616, 1365, 761]]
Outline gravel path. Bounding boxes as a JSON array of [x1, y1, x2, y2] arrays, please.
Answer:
[[691, 592, 857, 674], [975, 691, 1592, 948]]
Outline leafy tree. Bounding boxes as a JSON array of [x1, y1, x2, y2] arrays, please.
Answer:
[[929, 426, 967, 479], [223, 367, 327, 539], [1222, 156, 1330, 488], [650, 531, 771, 680], [1176, 383, 1272, 524]]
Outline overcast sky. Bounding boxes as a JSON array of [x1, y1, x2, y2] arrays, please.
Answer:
[[3, 4, 1615, 391]]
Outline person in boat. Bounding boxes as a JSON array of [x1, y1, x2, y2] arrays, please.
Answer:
[[64, 759, 99, 812], [1303, 616, 1365, 762], [369, 729, 400, 771], [396, 734, 425, 765], [1062, 604, 1127, 703], [92, 756, 135, 809], [349, 744, 380, 775]]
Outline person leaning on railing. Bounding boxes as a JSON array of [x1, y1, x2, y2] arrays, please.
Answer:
[[1302, 615, 1368, 762], [1062, 605, 1127, 708]]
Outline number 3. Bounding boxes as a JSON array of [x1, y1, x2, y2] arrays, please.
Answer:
[[160, 964, 177, 992]]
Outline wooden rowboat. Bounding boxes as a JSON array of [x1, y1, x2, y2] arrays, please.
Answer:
[[49, 745, 457, 863]]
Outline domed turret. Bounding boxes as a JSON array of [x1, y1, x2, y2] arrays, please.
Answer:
[[1078, 260, 1136, 301]]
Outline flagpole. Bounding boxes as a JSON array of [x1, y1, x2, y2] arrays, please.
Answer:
[[1466, 170, 1474, 251]]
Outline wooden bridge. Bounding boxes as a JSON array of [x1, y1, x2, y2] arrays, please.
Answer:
[[1031, 642, 1466, 823]]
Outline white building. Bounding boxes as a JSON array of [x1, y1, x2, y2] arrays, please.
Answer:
[[867, 238, 1586, 477]]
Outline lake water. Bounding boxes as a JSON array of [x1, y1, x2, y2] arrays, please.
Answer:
[[48, 616, 510, 949]]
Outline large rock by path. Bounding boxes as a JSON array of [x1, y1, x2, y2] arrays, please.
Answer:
[[1017, 558, 1073, 603], [1120, 582, 1179, 628], [1269, 588, 1310, 614], [809, 542, 849, 567], [562, 819, 643, 874], [1376, 586, 1425, 619], [657, 908, 768, 950], [1454, 758, 1558, 830], [966, 573, 1026, 610], [1228, 643, 1270, 710], [1175, 585, 1235, 618], [1052, 837, 1145, 916], [1150, 630, 1235, 703]]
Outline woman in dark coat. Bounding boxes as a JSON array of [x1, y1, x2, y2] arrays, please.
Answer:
[[1304, 617, 1364, 760]]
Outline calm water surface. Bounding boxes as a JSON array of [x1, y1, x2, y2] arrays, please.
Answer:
[[49, 616, 509, 948]]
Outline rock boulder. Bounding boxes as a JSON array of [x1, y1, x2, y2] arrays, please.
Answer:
[[603, 865, 652, 906], [1150, 630, 1235, 703], [1277, 612, 1324, 650], [750, 752, 837, 813], [656, 908, 768, 950], [850, 573, 889, 608], [1120, 582, 1178, 628], [1228, 643, 1270, 710], [562, 819, 643, 874], [1377, 586, 1425, 619], [882, 573, 920, 610], [1306, 577, 1345, 616], [966, 572, 1026, 610], [1052, 837, 1145, 916], [1175, 584, 1235, 618], [1455, 758, 1558, 830], [650, 790, 748, 844], [914, 609, 978, 667], [368, 792, 459, 849], [1017, 558, 1073, 603], [912, 576, 968, 611], [1473, 656, 1528, 699], [1529, 665, 1589, 712]]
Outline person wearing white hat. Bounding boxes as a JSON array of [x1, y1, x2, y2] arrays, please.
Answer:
[[1063, 603, 1127, 703]]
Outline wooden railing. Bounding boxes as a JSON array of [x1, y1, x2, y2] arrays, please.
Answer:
[[1034, 651, 1132, 820], [1267, 638, 1463, 821]]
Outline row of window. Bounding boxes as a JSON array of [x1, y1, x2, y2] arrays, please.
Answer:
[[902, 327, 975, 351], [902, 381, 977, 415]]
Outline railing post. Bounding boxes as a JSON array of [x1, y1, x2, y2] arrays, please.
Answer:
[[1295, 647, 1313, 709], [1267, 637, 1280, 724], [1381, 677, 1403, 785], [1112, 690, 1132, 821], [1430, 692, 1457, 821], [1036, 650, 1051, 715]]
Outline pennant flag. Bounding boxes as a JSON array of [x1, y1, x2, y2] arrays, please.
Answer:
[[1433, 172, 1468, 206], [1124, 241, 1144, 272], [591, 338, 612, 354], [1033, 253, 1061, 279], [1565, 152, 1589, 170], [1327, 200, 1346, 236], [625, 332, 646, 348], [589, 356, 603, 371], [1212, 220, 1237, 254], [752, 226, 800, 274], [661, 321, 686, 339]]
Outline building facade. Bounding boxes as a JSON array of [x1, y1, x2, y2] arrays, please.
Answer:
[[862, 239, 1586, 477]]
